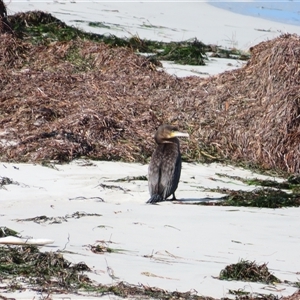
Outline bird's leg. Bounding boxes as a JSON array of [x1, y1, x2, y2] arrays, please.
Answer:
[[170, 193, 177, 200]]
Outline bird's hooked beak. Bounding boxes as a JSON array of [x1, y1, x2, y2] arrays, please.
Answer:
[[169, 131, 189, 139]]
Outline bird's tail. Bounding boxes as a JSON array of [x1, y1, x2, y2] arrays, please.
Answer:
[[147, 194, 163, 204]]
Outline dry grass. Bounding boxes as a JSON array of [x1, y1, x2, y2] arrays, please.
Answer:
[[0, 16, 300, 174]]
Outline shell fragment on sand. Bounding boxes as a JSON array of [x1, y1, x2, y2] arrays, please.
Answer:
[[0, 236, 54, 246]]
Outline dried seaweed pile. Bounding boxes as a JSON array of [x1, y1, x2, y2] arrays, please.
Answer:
[[0, 36, 165, 162], [191, 33, 300, 173], [0, 30, 299, 173], [219, 260, 281, 284]]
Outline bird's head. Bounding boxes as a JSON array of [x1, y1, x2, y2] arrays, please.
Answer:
[[154, 125, 189, 144]]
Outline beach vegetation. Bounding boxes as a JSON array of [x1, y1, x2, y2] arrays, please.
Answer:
[[109, 175, 148, 182], [89, 241, 126, 254], [1, 23, 298, 177], [0, 227, 19, 237], [0, 235, 293, 300], [190, 172, 300, 208], [14, 211, 103, 224], [0, 176, 13, 187], [7, 10, 248, 65], [219, 260, 281, 284], [227, 291, 279, 300], [1, 9, 300, 178], [216, 173, 300, 191], [0, 230, 215, 298], [198, 187, 300, 208]]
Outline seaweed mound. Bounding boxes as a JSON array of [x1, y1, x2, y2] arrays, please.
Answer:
[[0, 25, 299, 173], [192, 33, 300, 173]]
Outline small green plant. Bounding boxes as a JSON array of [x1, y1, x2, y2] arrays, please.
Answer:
[[89, 241, 125, 254], [0, 227, 19, 237], [219, 260, 281, 284], [155, 39, 207, 65]]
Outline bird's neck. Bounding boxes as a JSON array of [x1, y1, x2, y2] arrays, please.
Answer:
[[156, 137, 179, 145]]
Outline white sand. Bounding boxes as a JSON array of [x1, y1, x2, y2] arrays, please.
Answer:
[[1, 1, 300, 299], [1, 160, 299, 299]]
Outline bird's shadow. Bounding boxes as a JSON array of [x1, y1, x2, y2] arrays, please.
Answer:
[[165, 197, 224, 205], [146, 197, 224, 205]]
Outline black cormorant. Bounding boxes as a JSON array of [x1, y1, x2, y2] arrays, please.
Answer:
[[147, 124, 189, 204]]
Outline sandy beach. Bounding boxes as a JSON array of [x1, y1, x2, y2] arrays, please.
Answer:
[[1, 1, 300, 299], [1, 160, 300, 299]]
